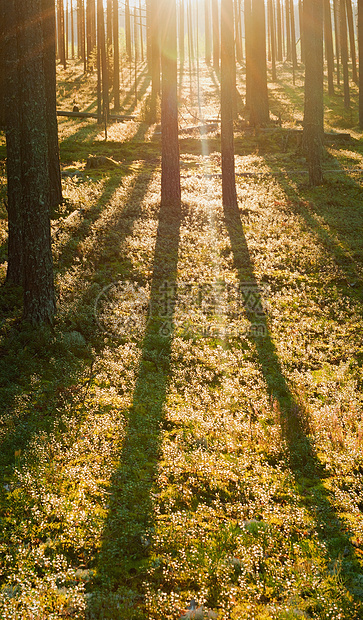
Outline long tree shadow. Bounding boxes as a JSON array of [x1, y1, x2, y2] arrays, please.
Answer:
[[88, 202, 181, 617], [223, 202, 363, 613]]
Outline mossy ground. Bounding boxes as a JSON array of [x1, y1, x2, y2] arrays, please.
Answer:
[[0, 58, 363, 619]]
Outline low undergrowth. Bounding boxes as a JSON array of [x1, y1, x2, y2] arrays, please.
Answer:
[[0, 60, 363, 620]]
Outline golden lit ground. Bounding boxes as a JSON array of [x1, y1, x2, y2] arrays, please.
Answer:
[[0, 57, 363, 619]]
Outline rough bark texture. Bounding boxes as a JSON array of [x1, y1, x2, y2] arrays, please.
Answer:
[[3, 0, 23, 285], [5, 0, 56, 322], [303, 0, 324, 186], [160, 0, 181, 211], [0, 3, 5, 130], [249, 0, 269, 125], [221, 0, 238, 211], [42, 0, 63, 210]]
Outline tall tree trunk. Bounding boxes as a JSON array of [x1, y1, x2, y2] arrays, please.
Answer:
[[146, 0, 152, 71], [179, 0, 185, 64], [268, 0, 277, 80], [324, 0, 335, 95], [113, 0, 120, 109], [303, 0, 324, 186], [345, 0, 358, 83], [276, 0, 283, 60], [97, 0, 109, 120], [71, 0, 75, 58], [139, 0, 144, 61], [125, 0, 132, 60], [41, 0, 63, 210], [161, 0, 181, 210], [333, 0, 341, 84], [359, 0, 363, 127], [221, 0, 238, 211], [3, 0, 23, 285], [285, 0, 291, 60], [250, 0, 269, 125], [290, 0, 297, 68], [212, 0, 220, 70], [107, 0, 112, 49], [58, 0, 67, 67], [340, 0, 350, 107], [245, 0, 252, 107], [205, 0, 211, 63], [150, 0, 160, 118], [299, 0, 304, 62]]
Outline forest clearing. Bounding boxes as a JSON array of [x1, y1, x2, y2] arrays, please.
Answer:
[[1, 1, 363, 617]]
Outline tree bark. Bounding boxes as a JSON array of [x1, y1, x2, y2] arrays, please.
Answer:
[[345, 0, 357, 84], [41, 0, 63, 210], [303, 0, 324, 186], [268, 0, 277, 80], [205, 0, 211, 63], [340, 0, 350, 108], [245, 0, 252, 107], [161, 0, 180, 211], [276, 0, 283, 60], [212, 0, 220, 70], [324, 0, 335, 95], [221, 0, 238, 211], [125, 0, 132, 60], [359, 0, 363, 127], [250, 0, 269, 125], [333, 0, 341, 84], [5, 0, 56, 322], [113, 0, 120, 109]]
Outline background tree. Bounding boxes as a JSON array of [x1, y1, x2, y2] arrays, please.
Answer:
[[303, 0, 324, 185], [249, 0, 269, 125], [359, 0, 363, 127], [221, 0, 238, 211], [160, 0, 180, 211]]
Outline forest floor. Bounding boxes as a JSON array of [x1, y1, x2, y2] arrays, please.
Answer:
[[0, 60, 363, 619]]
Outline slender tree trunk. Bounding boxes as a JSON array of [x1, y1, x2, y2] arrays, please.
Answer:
[[299, 0, 304, 62], [345, 0, 357, 83], [359, 0, 363, 127], [245, 0, 252, 107], [340, 0, 350, 107], [71, 0, 75, 58], [179, 0, 185, 64], [146, 0, 152, 71], [205, 0, 211, 63], [113, 0, 120, 109], [333, 0, 341, 84], [58, 0, 67, 67], [324, 0, 335, 95], [250, 0, 269, 124], [212, 0, 220, 70], [221, 0, 238, 211], [161, 0, 181, 210], [125, 0, 132, 60], [107, 0, 112, 49], [290, 0, 297, 68], [139, 0, 144, 61], [285, 0, 291, 59], [97, 0, 109, 120], [303, 0, 324, 185], [150, 0, 160, 117], [268, 0, 277, 80], [276, 0, 283, 60]]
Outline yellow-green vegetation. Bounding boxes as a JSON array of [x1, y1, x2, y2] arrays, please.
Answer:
[[0, 59, 363, 619]]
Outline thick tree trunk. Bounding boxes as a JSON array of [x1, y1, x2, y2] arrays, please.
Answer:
[[3, 0, 23, 285], [161, 0, 180, 211], [303, 0, 324, 186], [324, 0, 335, 95], [221, 0, 238, 211], [5, 0, 56, 322], [41, 0, 63, 210], [250, 0, 269, 125]]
